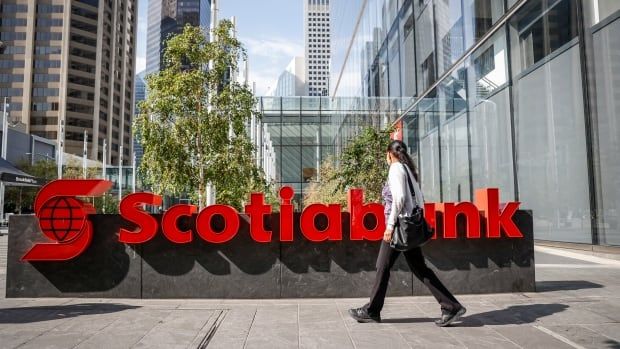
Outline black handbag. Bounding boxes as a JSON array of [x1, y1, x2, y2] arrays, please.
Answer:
[[390, 167, 434, 251]]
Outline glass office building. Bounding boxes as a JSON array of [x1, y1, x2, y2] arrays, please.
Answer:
[[331, 0, 620, 246], [256, 96, 404, 208], [145, 0, 211, 74]]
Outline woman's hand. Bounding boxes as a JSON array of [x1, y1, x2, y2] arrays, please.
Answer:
[[383, 229, 393, 242]]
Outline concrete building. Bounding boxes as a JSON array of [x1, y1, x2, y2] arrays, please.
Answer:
[[304, 0, 331, 96], [145, 0, 211, 75], [267, 56, 305, 97], [0, 0, 137, 166]]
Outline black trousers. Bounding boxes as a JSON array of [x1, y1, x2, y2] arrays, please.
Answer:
[[364, 241, 461, 316]]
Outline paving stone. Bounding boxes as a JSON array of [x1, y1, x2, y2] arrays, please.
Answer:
[[395, 322, 464, 348], [244, 323, 299, 349], [131, 309, 217, 349], [347, 329, 411, 349], [582, 323, 620, 342], [299, 330, 355, 349], [74, 309, 173, 348], [298, 304, 347, 333], [442, 326, 521, 348], [493, 325, 575, 348], [545, 325, 620, 348]]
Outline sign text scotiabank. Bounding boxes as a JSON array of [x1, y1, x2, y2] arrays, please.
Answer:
[[22, 180, 523, 261]]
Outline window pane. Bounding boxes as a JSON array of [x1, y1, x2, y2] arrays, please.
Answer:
[[302, 146, 320, 182], [509, 0, 579, 75], [591, 15, 620, 245], [399, 0, 416, 97], [281, 146, 301, 182], [513, 43, 591, 243], [416, 4, 436, 92]]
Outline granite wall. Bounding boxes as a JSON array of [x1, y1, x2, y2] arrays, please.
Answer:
[[6, 211, 534, 298]]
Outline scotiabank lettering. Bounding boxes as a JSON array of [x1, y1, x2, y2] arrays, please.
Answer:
[[22, 180, 523, 261], [120, 186, 523, 244]]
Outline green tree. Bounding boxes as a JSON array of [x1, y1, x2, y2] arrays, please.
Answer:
[[304, 126, 394, 207], [135, 21, 266, 210]]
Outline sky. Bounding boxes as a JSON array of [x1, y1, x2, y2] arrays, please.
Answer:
[[135, 0, 305, 95]]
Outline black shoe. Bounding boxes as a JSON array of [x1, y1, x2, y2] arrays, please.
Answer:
[[348, 307, 381, 323], [435, 306, 466, 327]]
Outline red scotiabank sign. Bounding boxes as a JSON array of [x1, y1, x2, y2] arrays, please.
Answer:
[[22, 180, 524, 261]]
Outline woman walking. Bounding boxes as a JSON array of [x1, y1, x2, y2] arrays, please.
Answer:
[[349, 140, 466, 326]]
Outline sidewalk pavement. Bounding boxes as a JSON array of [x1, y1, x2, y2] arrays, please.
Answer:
[[2, 234, 620, 348]]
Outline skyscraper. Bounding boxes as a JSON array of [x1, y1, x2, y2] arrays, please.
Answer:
[[0, 0, 137, 165], [304, 0, 331, 97], [145, 0, 212, 75], [267, 56, 305, 97], [132, 71, 146, 170]]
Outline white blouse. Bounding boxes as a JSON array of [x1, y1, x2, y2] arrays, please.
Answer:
[[386, 162, 424, 231]]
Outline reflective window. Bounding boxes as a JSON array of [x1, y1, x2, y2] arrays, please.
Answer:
[[439, 64, 470, 201], [509, 0, 579, 74], [589, 9, 620, 244], [466, 29, 514, 200], [511, 4, 591, 243], [399, 0, 416, 97], [415, 4, 436, 92]]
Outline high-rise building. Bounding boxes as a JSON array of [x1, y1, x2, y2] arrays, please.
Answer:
[[145, 0, 212, 74], [267, 56, 305, 97], [304, 0, 331, 97], [0, 0, 137, 166], [132, 70, 146, 170]]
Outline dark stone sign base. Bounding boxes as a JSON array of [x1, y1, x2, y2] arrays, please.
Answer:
[[6, 211, 535, 298]]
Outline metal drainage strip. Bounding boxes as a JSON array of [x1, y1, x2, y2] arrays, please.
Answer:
[[195, 309, 228, 348]]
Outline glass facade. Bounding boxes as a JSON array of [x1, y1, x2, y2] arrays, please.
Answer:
[[145, 0, 211, 74], [257, 97, 404, 208], [331, 0, 620, 246]]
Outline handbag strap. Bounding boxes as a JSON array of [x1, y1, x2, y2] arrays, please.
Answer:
[[401, 164, 419, 211]]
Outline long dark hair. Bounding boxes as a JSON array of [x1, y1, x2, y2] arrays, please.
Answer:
[[387, 140, 419, 182]]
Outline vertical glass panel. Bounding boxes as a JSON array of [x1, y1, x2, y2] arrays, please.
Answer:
[[467, 27, 514, 199], [281, 97, 301, 111], [591, 15, 620, 245], [388, 27, 401, 96], [281, 123, 300, 145], [591, 0, 620, 24], [403, 112, 420, 166], [399, 0, 417, 97], [260, 97, 280, 111], [417, 89, 441, 201], [302, 146, 320, 182], [266, 124, 282, 146], [320, 121, 337, 145], [513, 42, 591, 243], [463, 0, 504, 48], [439, 63, 470, 201], [420, 131, 441, 202], [281, 146, 301, 182], [416, 3, 436, 92], [435, 0, 465, 75], [509, 0, 579, 75], [379, 46, 389, 96], [301, 124, 320, 145], [440, 114, 470, 201]]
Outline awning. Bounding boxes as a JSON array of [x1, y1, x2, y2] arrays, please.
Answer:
[[0, 158, 44, 186]]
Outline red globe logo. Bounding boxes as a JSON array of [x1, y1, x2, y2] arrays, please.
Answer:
[[38, 197, 88, 242]]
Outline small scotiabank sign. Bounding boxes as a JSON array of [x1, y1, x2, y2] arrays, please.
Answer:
[[21, 180, 523, 261]]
